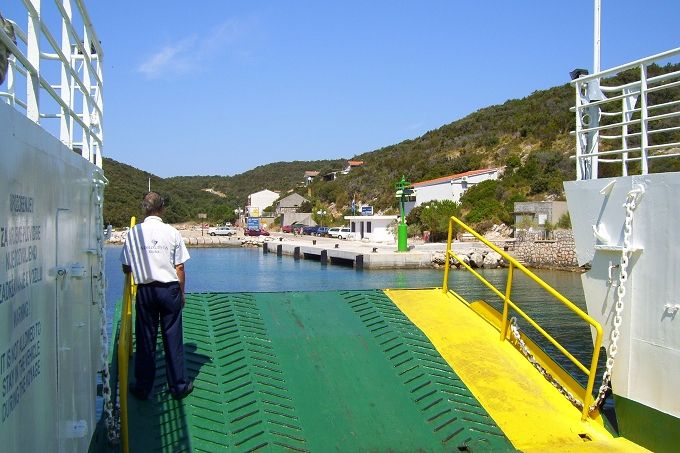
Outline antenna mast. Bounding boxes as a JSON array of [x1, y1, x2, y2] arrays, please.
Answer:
[[594, 0, 601, 73]]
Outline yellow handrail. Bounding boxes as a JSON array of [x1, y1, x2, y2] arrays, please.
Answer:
[[443, 216, 603, 420], [117, 217, 136, 453]]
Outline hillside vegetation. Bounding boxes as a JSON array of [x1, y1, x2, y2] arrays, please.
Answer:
[[104, 63, 680, 228], [103, 158, 346, 226]]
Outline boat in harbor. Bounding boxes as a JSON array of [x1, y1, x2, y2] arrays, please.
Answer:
[[1, 1, 678, 452]]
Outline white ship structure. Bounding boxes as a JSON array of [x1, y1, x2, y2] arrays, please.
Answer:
[[0, 1, 108, 451]]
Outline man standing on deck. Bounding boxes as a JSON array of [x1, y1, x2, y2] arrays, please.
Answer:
[[120, 191, 193, 400]]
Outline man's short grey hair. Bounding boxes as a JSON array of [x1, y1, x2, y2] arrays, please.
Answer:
[[142, 192, 164, 215]]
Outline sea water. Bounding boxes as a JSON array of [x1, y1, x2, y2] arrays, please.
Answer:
[[105, 246, 586, 304]]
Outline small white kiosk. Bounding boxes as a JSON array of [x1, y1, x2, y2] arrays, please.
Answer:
[[345, 215, 398, 243]]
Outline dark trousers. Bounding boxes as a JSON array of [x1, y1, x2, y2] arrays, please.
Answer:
[[134, 281, 189, 396]]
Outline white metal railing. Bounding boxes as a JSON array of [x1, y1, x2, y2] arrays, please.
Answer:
[[0, 0, 103, 167], [572, 47, 680, 180]]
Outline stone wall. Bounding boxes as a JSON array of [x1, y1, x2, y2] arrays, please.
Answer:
[[513, 229, 577, 269]]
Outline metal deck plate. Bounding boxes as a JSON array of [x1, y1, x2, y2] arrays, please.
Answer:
[[117, 290, 513, 452]]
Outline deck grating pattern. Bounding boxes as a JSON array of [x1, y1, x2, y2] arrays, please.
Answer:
[[340, 290, 509, 449], [187, 292, 308, 453], [116, 290, 513, 452]]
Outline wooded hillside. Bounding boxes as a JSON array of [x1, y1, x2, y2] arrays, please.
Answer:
[[104, 63, 680, 228]]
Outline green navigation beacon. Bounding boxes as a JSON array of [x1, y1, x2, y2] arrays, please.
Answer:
[[395, 176, 414, 252]]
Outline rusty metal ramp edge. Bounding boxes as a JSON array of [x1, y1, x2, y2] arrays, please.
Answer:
[[107, 290, 515, 452]]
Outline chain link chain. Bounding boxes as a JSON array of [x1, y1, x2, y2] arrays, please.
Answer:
[[508, 184, 644, 415], [508, 317, 585, 411], [588, 184, 644, 413], [93, 178, 120, 443]]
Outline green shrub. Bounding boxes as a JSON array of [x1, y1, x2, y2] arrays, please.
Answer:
[[556, 212, 571, 229], [407, 223, 422, 238], [419, 200, 461, 242], [464, 198, 509, 226]]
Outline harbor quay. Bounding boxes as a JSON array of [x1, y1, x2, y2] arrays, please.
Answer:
[[107, 228, 444, 269], [178, 228, 444, 269], [181, 229, 482, 270], [107, 227, 578, 271], [180, 229, 522, 270], [260, 235, 434, 270]]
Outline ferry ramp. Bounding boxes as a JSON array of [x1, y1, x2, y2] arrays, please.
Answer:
[[94, 289, 647, 452]]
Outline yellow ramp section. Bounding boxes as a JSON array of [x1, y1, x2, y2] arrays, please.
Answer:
[[385, 288, 646, 452]]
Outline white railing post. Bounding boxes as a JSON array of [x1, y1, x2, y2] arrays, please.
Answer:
[[574, 82, 584, 180], [95, 50, 103, 167], [586, 81, 600, 180], [81, 28, 92, 162], [7, 50, 16, 106], [94, 61, 104, 167], [621, 86, 638, 177], [26, 0, 41, 123], [59, 0, 73, 147], [639, 64, 650, 175]]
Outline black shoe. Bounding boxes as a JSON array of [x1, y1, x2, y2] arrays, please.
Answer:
[[172, 381, 194, 400], [128, 383, 150, 401]]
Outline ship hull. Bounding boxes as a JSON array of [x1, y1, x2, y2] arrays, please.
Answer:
[[0, 102, 105, 451], [565, 173, 680, 452]]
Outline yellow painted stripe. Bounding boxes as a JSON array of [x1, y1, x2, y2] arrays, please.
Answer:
[[384, 288, 648, 452]]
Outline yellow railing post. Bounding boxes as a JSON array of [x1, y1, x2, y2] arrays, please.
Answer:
[[500, 263, 514, 341], [117, 216, 136, 453], [442, 218, 454, 293], [442, 215, 604, 420]]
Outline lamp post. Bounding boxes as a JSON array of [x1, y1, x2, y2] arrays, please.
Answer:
[[234, 207, 243, 227], [395, 176, 413, 252], [198, 213, 207, 236], [316, 209, 327, 226]]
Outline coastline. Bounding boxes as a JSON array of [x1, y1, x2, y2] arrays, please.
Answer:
[[106, 226, 582, 272]]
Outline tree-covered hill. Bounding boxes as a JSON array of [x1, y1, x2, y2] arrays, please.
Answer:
[[167, 159, 346, 207], [103, 158, 346, 227], [104, 62, 680, 228]]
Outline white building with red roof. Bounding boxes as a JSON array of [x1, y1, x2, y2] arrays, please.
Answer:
[[412, 168, 503, 206]]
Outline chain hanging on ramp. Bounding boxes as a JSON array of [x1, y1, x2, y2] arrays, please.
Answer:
[[93, 176, 120, 443], [509, 317, 586, 411], [510, 184, 645, 416]]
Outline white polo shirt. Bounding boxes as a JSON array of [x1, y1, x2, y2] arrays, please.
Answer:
[[120, 216, 190, 284]]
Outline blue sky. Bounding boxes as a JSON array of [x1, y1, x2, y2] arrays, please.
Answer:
[[12, 1, 680, 177]]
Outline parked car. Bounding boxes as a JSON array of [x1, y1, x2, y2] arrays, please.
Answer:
[[328, 227, 354, 239], [337, 227, 354, 240], [302, 225, 320, 235], [326, 227, 351, 239], [316, 226, 329, 237], [282, 223, 304, 233], [245, 228, 270, 237], [208, 226, 237, 236]]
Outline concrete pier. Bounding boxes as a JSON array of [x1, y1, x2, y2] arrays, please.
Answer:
[[262, 236, 433, 269], [108, 228, 471, 270]]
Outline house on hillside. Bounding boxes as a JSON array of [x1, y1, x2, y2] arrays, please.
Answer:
[[513, 201, 568, 230], [413, 168, 503, 207], [247, 189, 279, 217], [282, 212, 315, 228], [322, 171, 338, 181], [320, 161, 365, 182], [276, 193, 309, 215], [303, 171, 319, 186], [342, 160, 364, 174]]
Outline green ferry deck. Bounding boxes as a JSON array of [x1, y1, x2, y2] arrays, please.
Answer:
[[92, 219, 649, 452], [92, 286, 648, 452]]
